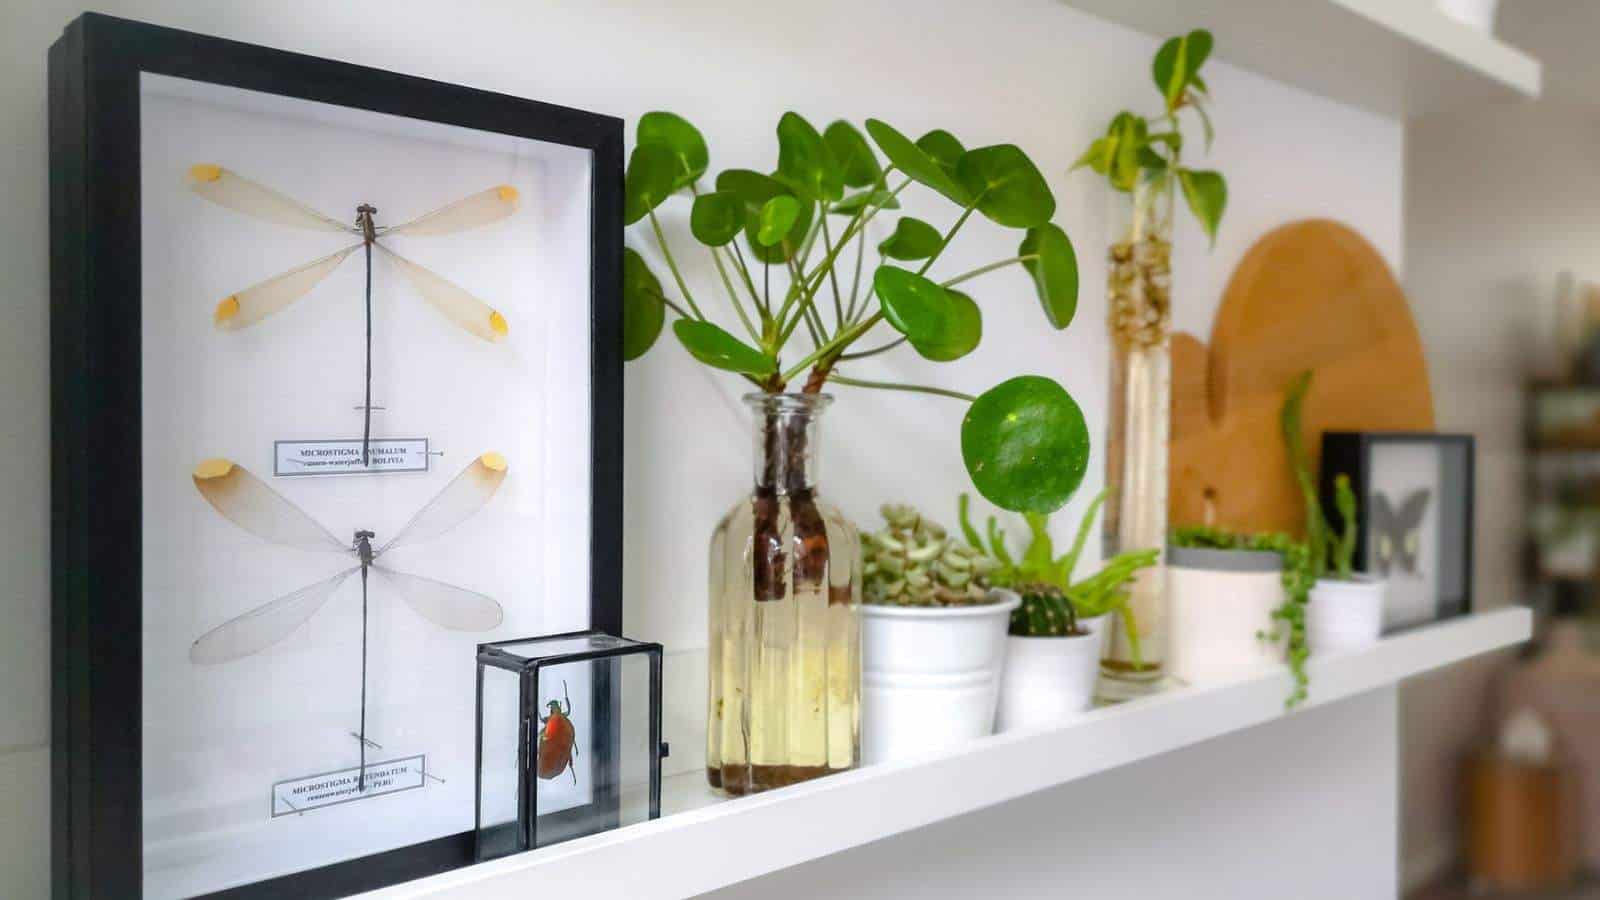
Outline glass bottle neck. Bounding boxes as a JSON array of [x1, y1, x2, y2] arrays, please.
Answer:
[[747, 393, 829, 494]]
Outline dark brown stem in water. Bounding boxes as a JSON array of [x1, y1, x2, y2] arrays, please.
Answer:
[[751, 399, 830, 602]]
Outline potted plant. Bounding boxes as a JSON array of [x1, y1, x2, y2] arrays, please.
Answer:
[[1307, 474, 1386, 653], [959, 491, 1158, 730], [1073, 30, 1229, 696], [859, 504, 1016, 764], [621, 112, 1091, 793]]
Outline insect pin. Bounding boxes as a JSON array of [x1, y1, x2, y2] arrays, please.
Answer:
[[536, 681, 577, 785]]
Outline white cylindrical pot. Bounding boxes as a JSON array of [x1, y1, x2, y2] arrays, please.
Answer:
[[862, 589, 1020, 764], [1166, 546, 1286, 684], [1437, 0, 1498, 33], [996, 616, 1105, 732], [1308, 575, 1385, 655]]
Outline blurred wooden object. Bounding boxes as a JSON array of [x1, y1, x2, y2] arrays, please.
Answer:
[[1465, 753, 1579, 892], [1170, 219, 1434, 534]]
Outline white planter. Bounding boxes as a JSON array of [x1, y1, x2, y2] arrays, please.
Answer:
[[995, 616, 1105, 732], [862, 589, 1020, 764], [1308, 575, 1385, 655], [1437, 0, 1498, 33], [1166, 546, 1287, 684]]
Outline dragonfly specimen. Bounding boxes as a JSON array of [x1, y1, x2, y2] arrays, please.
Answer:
[[190, 451, 509, 788], [188, 164, 517, 465]]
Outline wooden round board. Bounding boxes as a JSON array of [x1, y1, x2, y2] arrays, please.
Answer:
[[1170, 218, 1435, 535]]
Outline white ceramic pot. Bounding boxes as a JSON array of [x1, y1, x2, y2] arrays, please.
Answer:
[[1166, 546, 1286, 684], [1437, 0, 1498, 33], [861, 589, 1020, 764], [1308, 575, 1385, 655], [995, 616, 1105, 732]]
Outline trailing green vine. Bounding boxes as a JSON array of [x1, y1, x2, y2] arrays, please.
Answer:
[[1171, 526, 1313, 708]]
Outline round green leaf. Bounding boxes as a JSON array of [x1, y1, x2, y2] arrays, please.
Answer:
[[743, 191, 812, 264], [1178, 168, 1227, 247], [864, 118, 971, 205], [874, 266, 949, 342], [830, 189, 901, 216], [961, 376, 1089, 514], [824, 120, 883, 189], [624, 143, 678, 225], [621, 248, 665, 361], [878, 216, 943, 261], [716, 169, 789, 207], [955, 145, 1056, 228], [1019, 223, 1079, 329], [756, 196, 801, 246], [637, 111, 708, 190], [776, 112, 843, 203], [689, 191, 744, 247], [914, 288, 981, 362], [672, 319, 776, 377], [916, 129, 965, 181]]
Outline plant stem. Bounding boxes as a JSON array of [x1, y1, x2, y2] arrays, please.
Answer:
[[819, 214, 846, 329], [780, 311, 882, 383], [777, 178, 909, 342], [837, 335, 905, 361], [660, 296, 691, 319], [845, 222, 868, 322], [941, 255, 1034, 289], [647, 210, 703, 320], [828, 373, 975, 403], [728, 241, 767, 319], [709, 244, 761, 344], [916, 204, 976, 277]]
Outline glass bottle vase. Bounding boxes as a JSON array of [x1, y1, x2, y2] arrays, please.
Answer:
[[706, 393, 861, 795], [1099, 176, 1175, 701]]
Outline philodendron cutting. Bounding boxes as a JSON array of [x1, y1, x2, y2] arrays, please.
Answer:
[[621, 111, 1090, 516]]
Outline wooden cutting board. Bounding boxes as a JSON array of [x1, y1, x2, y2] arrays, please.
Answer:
[[1170, 218, 1435, 535]]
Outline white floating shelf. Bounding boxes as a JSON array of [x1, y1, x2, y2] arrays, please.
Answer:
[[1062, 0, 1540, 117], [365, 607, 1530, 900]]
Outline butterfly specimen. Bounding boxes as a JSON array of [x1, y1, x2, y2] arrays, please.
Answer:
[[190, 452, 509, 787], [187, 165, 517, 465], [1371, 488, 1430, 577]]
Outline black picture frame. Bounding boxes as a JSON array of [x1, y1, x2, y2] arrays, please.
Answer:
[[49, 13, 623, 899], [1319, 432, 1475, 631]]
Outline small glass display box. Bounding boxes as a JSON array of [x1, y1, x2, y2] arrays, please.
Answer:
[[476, 631, 663, 860]]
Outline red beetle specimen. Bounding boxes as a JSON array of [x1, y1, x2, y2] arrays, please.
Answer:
[[536, 681, 577, 784]]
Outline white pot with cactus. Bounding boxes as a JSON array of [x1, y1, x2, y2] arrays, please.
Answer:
[[860, 504, 1018, 765], [1308, 474, 1386, 655]]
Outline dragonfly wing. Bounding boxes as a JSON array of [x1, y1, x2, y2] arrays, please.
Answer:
[[193, 459, 347, 552], [380, 246, 509, 342], [188, 165, 355, 233], [379, 452, 508, 552], [374, 565, 504, 631], [384, 185, 519, 237], [215, 244, 359, 331], [190, 566, 359, 664]]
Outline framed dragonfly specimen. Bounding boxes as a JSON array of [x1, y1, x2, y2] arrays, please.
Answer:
[[50, 14, 622, 900], [187, 166, 518, 464]]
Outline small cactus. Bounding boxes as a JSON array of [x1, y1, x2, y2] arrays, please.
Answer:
[[862, 504, 999, 606], [1011, 583, 1086, 637]]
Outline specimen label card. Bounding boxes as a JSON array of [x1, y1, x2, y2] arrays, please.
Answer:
[[273, 439, 430, 477], [271, 755, 428, 816]]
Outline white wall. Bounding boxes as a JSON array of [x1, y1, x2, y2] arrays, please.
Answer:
[[1398, 98, 1590, 889], [0, 1, 1401, 896]]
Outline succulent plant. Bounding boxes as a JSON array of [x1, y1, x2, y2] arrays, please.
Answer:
[[1011, 582, 1085, 637], [862, 504, 999, 606]]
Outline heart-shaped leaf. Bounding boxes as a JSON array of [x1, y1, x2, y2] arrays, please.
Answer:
[[1178, 168, 1227, 246], [830, 189, 901, 215], [865, 118, 971, 205], [1019, 223, 1078, 329], [916, 129, 965, 181], [621, 248, 665, 361], [914, 288, 982, 362], [672, 319, 776, 376], [689, 191, 744, 247], [637, 111, 708, 190], [756, 196, 801, 246], [955, 145, 1056, 228], [1108, 113, 1148, 192], [1152, 29, 1214, 111], [824, 120, 883, 189], [878, 216, 943, 261], [961, 376, 1089, 514], [776, 112, 843, 203], [624, 143, 679, 225], [1071, 136, 1114, 175]]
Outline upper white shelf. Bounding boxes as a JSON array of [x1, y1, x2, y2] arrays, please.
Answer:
[[1062, 0, 1541, 118], [364, 607, 1531, 900]]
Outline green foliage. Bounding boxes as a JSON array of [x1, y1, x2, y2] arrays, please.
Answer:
[[862, 504, 1000, 606], [961, 491, 1159, 643], [1072, 30, 1228, 244], [1331, 473, 1359, 580], [1171, 526, 1313, 708], [622, 110, 1086, 514], [1281, 370, 1326, 580]]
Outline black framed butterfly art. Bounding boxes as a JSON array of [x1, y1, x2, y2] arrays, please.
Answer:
[[1320, 433, 1475, 632]]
